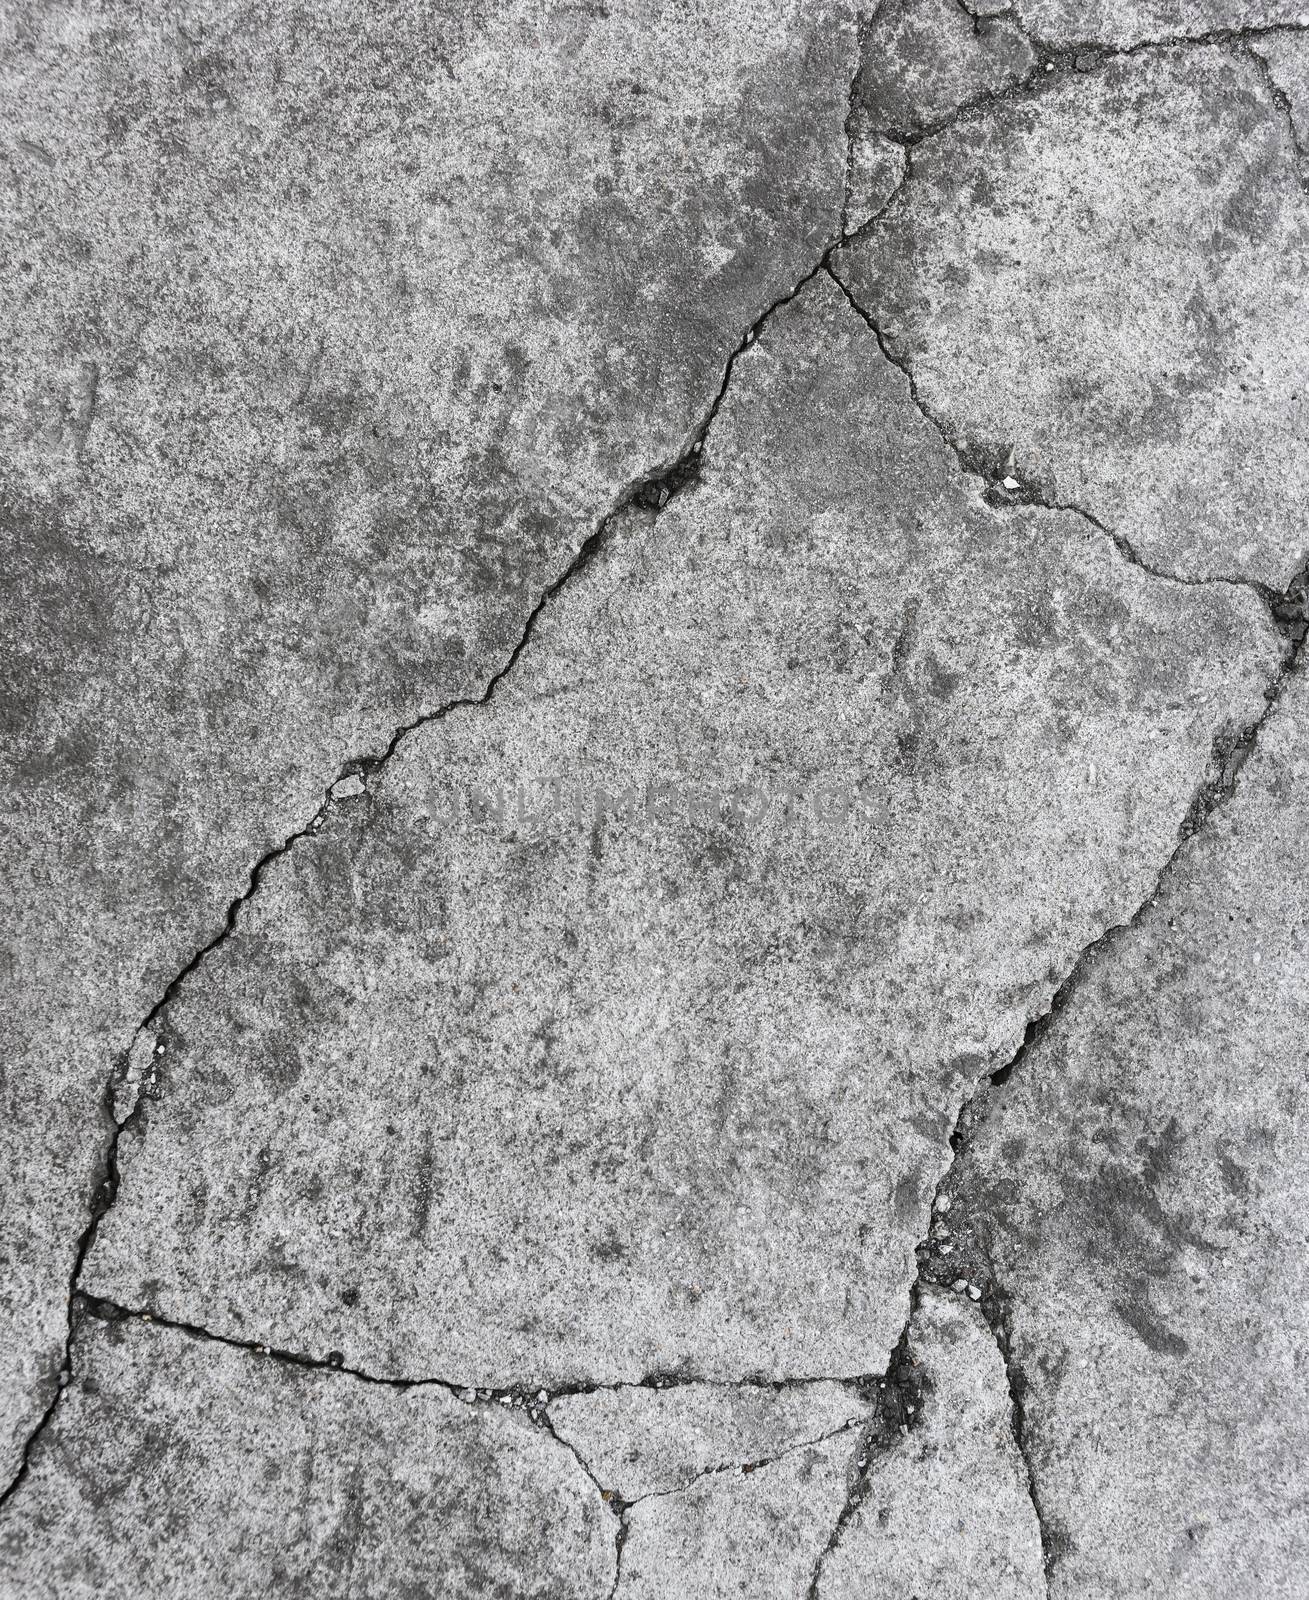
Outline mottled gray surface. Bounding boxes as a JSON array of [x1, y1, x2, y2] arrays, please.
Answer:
[[1016, 0, 1309, 46], [4, 4, 1309, 1596], [0, 1311, 615, 1598], [551, 1380, 865, 1501], [824, 1290, 1045, 1599], [856, 0, 1035, 137], [83, 277, 1279, 1386], [1254, 29, 1309, 147], [940, 666, 1309, 1595], [840, 45, 1309, 586], [0, 0, 857, 1476]]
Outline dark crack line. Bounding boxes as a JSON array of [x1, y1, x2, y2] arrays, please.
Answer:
[[1018, 16, 1309, 58], [605, 1509, 630, 1600], [898, 575, 1309, 1587], [839, 17, 1309, 221], [825, 262, 1307, 629], [41, 1296, 878, 1594], [581, 1413, 870, 1515], [70, 1292, 891, 1404], [1246, 40, 1309, 193], [804, 1319, 924, 1599], [839, 3, 881, 237], [0, 203, 876, 1512]]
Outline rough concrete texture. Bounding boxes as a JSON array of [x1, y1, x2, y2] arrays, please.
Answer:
[[1253, 29, 1309, 147], [0, 0, 857, 1478], [0, 1310, 615, 1598], [550, 1380, 866, 1501], [82, 276, 1281, 1387], [855, 0, 1035, 137], [936, 665, 1309, 1595], [1015, 1, 1309, 47], [823, 1290, 1045, 1600], [839, 45, 1309, 587], [5, 4, 1309, 1595], [597, 1287, 1043, 1597], [615, 1427, 853, 1597], [845, 128, 906, 233]]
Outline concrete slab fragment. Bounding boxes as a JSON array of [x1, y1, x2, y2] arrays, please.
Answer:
[[838, 47, 1309, 586], [83, 275, 1282, 1390], [0, 1310, 615, 1599], [940, 668, 1309, 1594], [0, 0, 859, 1475]]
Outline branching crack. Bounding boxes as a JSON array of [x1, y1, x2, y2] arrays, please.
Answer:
[[825, 262, 1308, 633], [0, 195, 884, 1512], [894, 566, 1309, 1586]]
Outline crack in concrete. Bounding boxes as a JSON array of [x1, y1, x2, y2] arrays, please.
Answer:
[[0, 190, 871, 1498], [839, 2, 886, 236], [804, 1319, 925, 1598], [0, 25, 890, 1514], [1246, 40, 1309, 196], [841, 15, 1309, 219], [9, 18, 1302, 1570], [825, 262, 1308, 635], [898, 577, 1309, 1588]]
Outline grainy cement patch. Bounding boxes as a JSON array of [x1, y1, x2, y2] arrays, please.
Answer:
[[2, 1, 1308, 1594]]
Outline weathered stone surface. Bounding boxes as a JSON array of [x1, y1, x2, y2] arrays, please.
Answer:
[[0, 1311, 614, 1598], [616, 1427, 853, 1599], [824, 1290, 1045, 1600], [1254, 29, 1309, 146], [605, 1289, 1043, 1598], [83, 275, 1281, 1388], [1016, 0, 1309, 47], [856, 0, 1035, 137], [550, 1380, 865, 1501], [839, 46, 1309, 586], [845, 127, 906, 233], [942, 667, 1309, 1594], [0, 0, 859, 1474]]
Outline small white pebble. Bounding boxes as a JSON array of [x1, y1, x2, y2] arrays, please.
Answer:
[[1002, 475, 1020, 490], [935, 1194, 952, 1214], [952, 1278, 967, 1293], [939, 1241, 954, 1255], [966, 1284, 982, 1302]]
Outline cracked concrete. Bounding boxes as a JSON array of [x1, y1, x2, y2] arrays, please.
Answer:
[[0, 0, 859, 1482], [3, 0, 1309, 1594], [79, 275, 1283, 1390], [931, 664, 1309, 1595], [838, 42, 1309, 588]]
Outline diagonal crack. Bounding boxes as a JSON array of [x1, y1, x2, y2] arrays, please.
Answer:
[[0, 103, 902, 1508], [0, 13, 907, 1512], [825, 261, 1309, 635], [804, 1319, 925, 1598], [880, 578, 1309, 1589]]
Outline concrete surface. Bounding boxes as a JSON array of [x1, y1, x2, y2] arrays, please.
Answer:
[[2, 1, 1307, 1594], [936, 665, 1309, 1596]]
